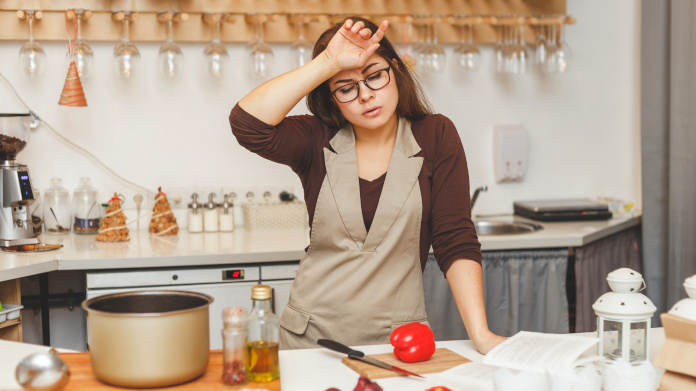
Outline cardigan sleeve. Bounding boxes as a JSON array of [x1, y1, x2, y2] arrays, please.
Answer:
[[428, 115, 482, 275], [228, 103, 323, 175]]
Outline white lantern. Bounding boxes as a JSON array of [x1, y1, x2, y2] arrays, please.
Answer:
[[592, 268, 656, 363], [668, 274, 696, 321]]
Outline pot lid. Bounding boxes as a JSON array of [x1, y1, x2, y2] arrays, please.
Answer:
[[669, 298, 696, 322], [593, 291, 657, 319]]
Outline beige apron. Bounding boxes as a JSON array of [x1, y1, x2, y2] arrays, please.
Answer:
[[279, 117, 429, 350]]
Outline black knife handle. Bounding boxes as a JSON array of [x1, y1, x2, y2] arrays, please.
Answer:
[[317, 339, 365, 358]]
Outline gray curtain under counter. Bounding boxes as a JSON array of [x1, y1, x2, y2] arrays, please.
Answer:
[[573, 226, 643, 333], [423, 248, 569, 340]]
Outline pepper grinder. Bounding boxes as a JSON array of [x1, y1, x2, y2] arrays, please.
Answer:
[[204, 193, 219, 232], [219, 194, 234, 232], [188, 193, 203, 233]]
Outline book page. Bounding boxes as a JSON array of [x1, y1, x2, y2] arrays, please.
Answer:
[[482, 331, 599, 373], [426, 363, 497, 391]]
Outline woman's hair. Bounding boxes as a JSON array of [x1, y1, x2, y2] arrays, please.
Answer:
[[307, 16, 433, 129]]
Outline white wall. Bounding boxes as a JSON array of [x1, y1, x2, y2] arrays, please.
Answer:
[[0, 0, 641, 225]]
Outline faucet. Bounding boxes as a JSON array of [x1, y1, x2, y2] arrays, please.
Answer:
[[470, 185, 488, 211]]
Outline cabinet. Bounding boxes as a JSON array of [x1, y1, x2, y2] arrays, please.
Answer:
[[0, 279, 22, 342]]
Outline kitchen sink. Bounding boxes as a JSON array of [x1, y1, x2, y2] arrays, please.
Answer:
[[474, 220, 543, 235]]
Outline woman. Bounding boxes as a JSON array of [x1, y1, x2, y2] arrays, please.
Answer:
[[230, 17, 504, 354]]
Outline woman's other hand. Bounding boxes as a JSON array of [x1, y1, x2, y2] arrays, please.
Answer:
[[323, 19, 389, 70], [472, 330, 507, 355]]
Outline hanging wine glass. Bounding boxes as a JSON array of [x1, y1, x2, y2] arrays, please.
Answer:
[[113, 12, 141, 80], [248, 15, 274, 79], [453, 21, 481, 72], [290, 17, 313, 69], [159, 18, 184, 78], [18, 10, 46, 77], [426, 22, 446, 73], [65, 9, 93, 78], [203, 18, 229, 78]]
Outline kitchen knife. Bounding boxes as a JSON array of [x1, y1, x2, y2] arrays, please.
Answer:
[[317, 338, 424, 378]]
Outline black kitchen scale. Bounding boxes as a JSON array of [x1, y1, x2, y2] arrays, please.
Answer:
[[513, 199, 613, 222]]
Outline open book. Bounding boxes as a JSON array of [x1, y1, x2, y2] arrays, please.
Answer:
[[426, 332, 599, 391]]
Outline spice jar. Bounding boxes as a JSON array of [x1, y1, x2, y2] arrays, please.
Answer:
[[219, 194, 234, 232], [221, 307, 249, 386], [73, 177, 100, 234], [187, 193, 203, 233], [203, 193, 219, 232], [44, 178, 71, 234], [247, 285, 280, 383]]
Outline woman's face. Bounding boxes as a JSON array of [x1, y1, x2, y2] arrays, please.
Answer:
[[328, 55, 398, 131]]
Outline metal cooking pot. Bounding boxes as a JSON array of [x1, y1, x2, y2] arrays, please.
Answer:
[[82, 290, 213, 388]]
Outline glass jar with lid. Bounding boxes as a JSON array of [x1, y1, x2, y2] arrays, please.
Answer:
[[44, 178, 71, 234], [73, 177, 100, 234]]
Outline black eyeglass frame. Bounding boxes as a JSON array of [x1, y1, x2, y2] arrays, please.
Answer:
[[330, 66, 392, 103]]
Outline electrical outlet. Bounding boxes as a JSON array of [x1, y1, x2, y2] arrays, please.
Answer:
[[119, 190, 152, 211], [167, 187, 199, 209], [222, 186, 258, 205]]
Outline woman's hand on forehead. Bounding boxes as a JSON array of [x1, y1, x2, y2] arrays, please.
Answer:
[[325, 19, 389, 71]]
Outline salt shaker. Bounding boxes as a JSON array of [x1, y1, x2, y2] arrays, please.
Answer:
[[204, 193, 219, 232], [221, 307, 249, 386], [187, 193, 203, 233], [219, 194, 234, 232]]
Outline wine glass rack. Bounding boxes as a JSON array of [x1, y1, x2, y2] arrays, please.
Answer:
[[0, 0, 573, 45]]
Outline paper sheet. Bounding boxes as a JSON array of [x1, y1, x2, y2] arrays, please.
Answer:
[[482, 331, 599, 373]]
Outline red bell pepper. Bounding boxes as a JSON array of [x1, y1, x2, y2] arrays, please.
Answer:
[[389, 322, 436, 363]]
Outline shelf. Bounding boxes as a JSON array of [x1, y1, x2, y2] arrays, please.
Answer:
[[0, 279, 22, 342], [0, 0, 569, 44], [0, 317, 20, 330]]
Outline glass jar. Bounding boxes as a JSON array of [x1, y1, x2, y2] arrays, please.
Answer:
[[246, 285, 279, 383], [73, 177, 100, 234], [28, 187, 42, 235], [221, 307, 249, 386], [44, 178, 71, 234], [188, 193, 203, 233], [204, 193, 219, 232]]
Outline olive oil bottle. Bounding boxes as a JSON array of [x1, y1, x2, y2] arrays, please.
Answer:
[[246, 285, 280, 382]]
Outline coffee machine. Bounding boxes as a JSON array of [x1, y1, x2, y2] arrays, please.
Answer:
[[0, 113, 39, 247]]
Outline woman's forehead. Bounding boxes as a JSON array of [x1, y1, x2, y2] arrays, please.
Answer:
[[329, 55, 388, 83]]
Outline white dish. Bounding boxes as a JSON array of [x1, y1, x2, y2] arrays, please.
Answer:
[[0, 304, 23, 323]]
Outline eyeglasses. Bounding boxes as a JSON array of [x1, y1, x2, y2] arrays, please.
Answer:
[[331, 66, 391, 103]]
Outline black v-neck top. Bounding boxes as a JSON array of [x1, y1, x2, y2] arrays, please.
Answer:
[[230, 104, 481, 275], [359, 173, 387, 232]]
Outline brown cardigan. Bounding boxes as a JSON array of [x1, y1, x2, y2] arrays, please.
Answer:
[[229, 104, 481, 275]]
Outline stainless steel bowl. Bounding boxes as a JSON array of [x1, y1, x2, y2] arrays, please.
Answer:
[[82, 290, 213, 388]]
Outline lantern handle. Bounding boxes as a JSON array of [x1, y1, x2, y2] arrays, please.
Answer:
[[638, 278, 646, 292]]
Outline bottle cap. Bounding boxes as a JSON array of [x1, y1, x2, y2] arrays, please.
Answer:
[[188, 193, 201, 213], [251, 285, 272, 300], [222, 194, 232, 214], [205, 193, 217, 210], [222, 307, 248, 327]]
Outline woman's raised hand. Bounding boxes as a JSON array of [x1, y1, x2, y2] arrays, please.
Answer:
[[324, 19, 389, 70]]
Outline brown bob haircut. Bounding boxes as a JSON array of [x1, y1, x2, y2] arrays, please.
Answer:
[[307, 16, 433, 129]]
